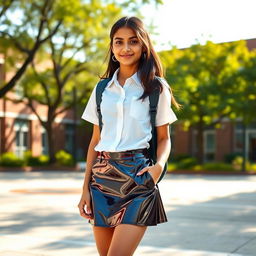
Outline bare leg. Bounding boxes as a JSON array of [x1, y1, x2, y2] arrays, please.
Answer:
[[93, 226, 115, 256], [107, 224, 147, 256]]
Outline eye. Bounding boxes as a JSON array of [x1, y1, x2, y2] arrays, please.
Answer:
[[130, 40, 138, 45], [115, 40, 122, 45]]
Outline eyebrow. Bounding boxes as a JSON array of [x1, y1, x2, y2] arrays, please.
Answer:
[[114, 36, 138, 40]]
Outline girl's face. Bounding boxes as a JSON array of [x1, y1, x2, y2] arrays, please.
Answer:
[[112, 27, 143, 68]]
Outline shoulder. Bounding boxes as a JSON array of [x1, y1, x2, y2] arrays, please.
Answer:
[[155, 76, 171, 92], [96, 77, 112, 87], [95, 78, 113, 97]]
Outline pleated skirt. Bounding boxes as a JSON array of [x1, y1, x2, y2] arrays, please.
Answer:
[[88, 150, 167, 227]]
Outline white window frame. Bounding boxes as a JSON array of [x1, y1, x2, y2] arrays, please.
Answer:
[[65, 124, 75, 154], [14, 120, 29, 158], [234, 124, 256, 162], [204, 130, 215, 162], [41, 127, 49, 155]]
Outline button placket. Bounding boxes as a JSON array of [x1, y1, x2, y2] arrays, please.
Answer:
[[112, 87, 125, 151]]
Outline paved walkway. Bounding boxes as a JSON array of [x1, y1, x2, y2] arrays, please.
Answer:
[[0, 171, 256, 256]]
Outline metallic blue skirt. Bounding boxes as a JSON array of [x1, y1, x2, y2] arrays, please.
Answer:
[[89, 150, 167, 227]]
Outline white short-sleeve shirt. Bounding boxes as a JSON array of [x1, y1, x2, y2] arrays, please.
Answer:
[[81, 68, 177, 152]]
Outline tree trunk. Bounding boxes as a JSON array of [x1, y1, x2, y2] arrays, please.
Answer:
[[45, 121, 55, 164], [242, 123, 247, 172], [196, 122, 204, 164], [73, 87, 77, 163]]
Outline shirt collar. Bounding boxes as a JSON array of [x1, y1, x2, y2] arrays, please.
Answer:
[[130, 71, 142, 87], [107, 68, 142, 88]]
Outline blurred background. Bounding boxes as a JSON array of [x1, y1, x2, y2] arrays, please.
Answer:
[[0, 0, 255, 173]]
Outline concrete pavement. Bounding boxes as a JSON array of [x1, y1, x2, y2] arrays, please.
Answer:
[[0, 171, 256, 256]]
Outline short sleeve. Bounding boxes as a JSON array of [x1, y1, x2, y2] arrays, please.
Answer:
[[155, 78, 178, 126], [81, 85, 99, 125]]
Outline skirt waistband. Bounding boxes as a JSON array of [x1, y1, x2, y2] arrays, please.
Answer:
[[97, 148, 149, 159]]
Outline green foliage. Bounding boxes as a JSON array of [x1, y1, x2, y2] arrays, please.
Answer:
[[249, 164, 256, 173], [232, 156, 250, 170], [168, 153, 243, 172], [224, 152, 243, 163], [176, 157, 198, 169], [232, 156, 243, 166], [0, 152, 24, 167], [160, 40, 251, 127], [160, 40, 256, 163], [170, 155, 198, 170], [168, 158, 256, 173], [199, 162, 235, 172], [55, 150, 74, 166], [172, 154, 192, 162], [167, 162, 177, 171], [231, 49, 256, 124], [24, 151, 49, 166]]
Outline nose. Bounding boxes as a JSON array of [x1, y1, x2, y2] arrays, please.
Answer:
[[124, 43, 131, 51]]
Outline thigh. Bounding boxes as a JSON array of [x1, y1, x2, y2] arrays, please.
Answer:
[[107, 224, 147, 256], [93, 226, 115, 256]]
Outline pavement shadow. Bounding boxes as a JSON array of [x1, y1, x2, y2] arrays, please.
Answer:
[[1, 173, 255, 254], [0, 171, 84, 181]]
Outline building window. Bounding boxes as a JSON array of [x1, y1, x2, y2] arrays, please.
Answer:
[[14, 83, 24, 99], [14, 120, 29, 157], [234, 131, 243, 153], [249, 132, 256, 162], [65, 124, 75, 155], [234, 122, 256, 162], [191, 129, 198, 157], [204, 130, 215, 162], [41, 128, 49, 155]]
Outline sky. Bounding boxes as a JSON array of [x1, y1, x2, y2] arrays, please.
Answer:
[[140, 0, 256, 51]]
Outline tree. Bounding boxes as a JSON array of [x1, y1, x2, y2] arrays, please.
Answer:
[[160, 40, 249, 163], [0, 0, 62, 97], [9, 0, 162, 163], [230, 47, 256, 171], [0, 0, 15, 18], [10, 0, 121, 163], [0, 0, 162, 98], [1, 0, 163, 162]]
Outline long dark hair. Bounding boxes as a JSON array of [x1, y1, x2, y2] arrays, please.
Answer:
[[101, 16, 180, 109]]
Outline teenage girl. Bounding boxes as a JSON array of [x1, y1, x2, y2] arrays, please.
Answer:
[[78, 16, 179, 256]]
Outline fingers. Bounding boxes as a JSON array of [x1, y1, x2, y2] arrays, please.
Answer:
[[79, 208, 88, 218], [137, 167, 149, 176], [78, 199, 93, 219], [85, 200, 92, 216]]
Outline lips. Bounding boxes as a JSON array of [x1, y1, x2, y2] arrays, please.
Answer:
[[120, 54, 134, 57]]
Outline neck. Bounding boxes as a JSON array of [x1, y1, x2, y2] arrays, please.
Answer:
[[118, 64, 138, 81]]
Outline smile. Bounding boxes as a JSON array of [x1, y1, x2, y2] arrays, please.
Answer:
[[120, 54, 134, 57]]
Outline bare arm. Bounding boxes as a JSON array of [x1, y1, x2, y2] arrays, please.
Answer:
[[78, 124, 100, 219], [137, 123, 171, 183], [155, 123, 171, 170], [82, 124, 100, 192]]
